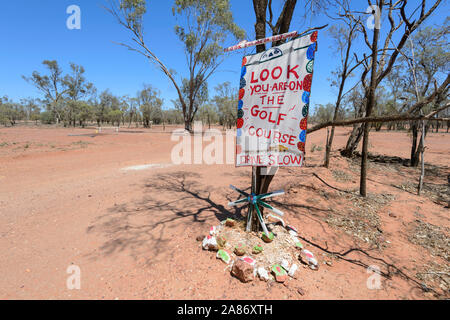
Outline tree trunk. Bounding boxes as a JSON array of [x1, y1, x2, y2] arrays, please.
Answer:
[[252, 0, 268, 52], [250, 0, 268, 232], [360, 16, 381, 197], [248, 0, 297, 232], [375, 122, 382, 131], [255, 0, 296, 197], [325, 119, 337, 167], [417, 119, 426, 195], [410, 121, 419, 166], [341, 123, 364, 157], [184, 120, 191, 132], [271, 0, 297, 46], [411, 121, 430, 167]]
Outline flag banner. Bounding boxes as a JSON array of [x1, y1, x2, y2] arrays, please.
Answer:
[[235, 31, 318, 167]]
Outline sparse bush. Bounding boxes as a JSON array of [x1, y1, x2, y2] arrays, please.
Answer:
[[40, 111, 54, 124]]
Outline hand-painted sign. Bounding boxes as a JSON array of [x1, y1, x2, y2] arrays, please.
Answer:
[[236, 31, 318, 167]]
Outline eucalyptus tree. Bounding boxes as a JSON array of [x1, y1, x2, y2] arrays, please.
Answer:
[[107, 0, 245, 131], [197, 103, 218, 129], [213, 81, 237, 129], [96, 90, 120, 125], [138, 84, 163, 128], [23, 60, 68, 124], [20, 98, 41, 123], [397, 23, 450, 166], [77, 102, 94, 127], [335, 0, 443, 196], [0, 100, 25, 126], [324, 21, 358, 167], [63, 63, 95, 126]]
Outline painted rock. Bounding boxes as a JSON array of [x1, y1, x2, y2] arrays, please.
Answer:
[[281, 259, 290, 271], [308, 257, 319, 270], [257, 267, 269, 281], [209, 226, 217, 236], [216, 249, 232, 264], [288, 263, 299, 278], [299, 249, 319, 270], [234, 243, 246, 256], [252, 245, 263, 254], [216, 235, 227, 248], [202, 235, 210, 248], [225, 218, 236, 227], [202, 235, 218, 251], [295, 241, 304, 249], [240, 256, 256, 266], [261, 232, 274, 243], [289, 229, 298, 237], [231, 259, 254, 283], [209, 237, 219, 251], [271, 264, 288, 283]]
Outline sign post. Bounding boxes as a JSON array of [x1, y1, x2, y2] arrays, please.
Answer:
[[227, 30, 319, 234]]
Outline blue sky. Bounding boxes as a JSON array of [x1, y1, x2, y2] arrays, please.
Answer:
[[0, 0, 447, 111]]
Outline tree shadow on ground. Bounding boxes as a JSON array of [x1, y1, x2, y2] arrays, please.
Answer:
[[297, 235, 445, 298], [86, 171, 243, 266], [270, 198, 333, 234]]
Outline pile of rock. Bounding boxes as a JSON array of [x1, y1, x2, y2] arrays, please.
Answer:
[[200, 218, 320, 283]]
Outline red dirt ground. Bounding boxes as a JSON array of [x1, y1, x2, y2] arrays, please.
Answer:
[[0, 125, 448, 299]]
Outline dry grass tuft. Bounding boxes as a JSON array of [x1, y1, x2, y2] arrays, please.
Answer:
[[326, 192, 395, 247], [415, 262, 450, 298], [408, 220, 449, 262], [398, 181, 450, 206], [331, 169, 353, 182]]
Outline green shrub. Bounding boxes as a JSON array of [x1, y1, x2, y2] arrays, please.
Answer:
[[40, 111, 54, 124]]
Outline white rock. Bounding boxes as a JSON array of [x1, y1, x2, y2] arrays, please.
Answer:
[[257, 267, 269, 281], [289, 230, 298, 237], [209, 226, 217, 235], [209, 237, 218, 250], [300, 249, 319, 270], [308, 257, 318, 270], [202, 236, 209, 249], [288, 263, 298, 278], [302, 249, 314, 258], [202, 235, 218, 250], [281, 259, 290, 271]]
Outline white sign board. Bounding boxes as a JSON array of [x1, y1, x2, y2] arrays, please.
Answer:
[[235, 31, 318, 167]]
